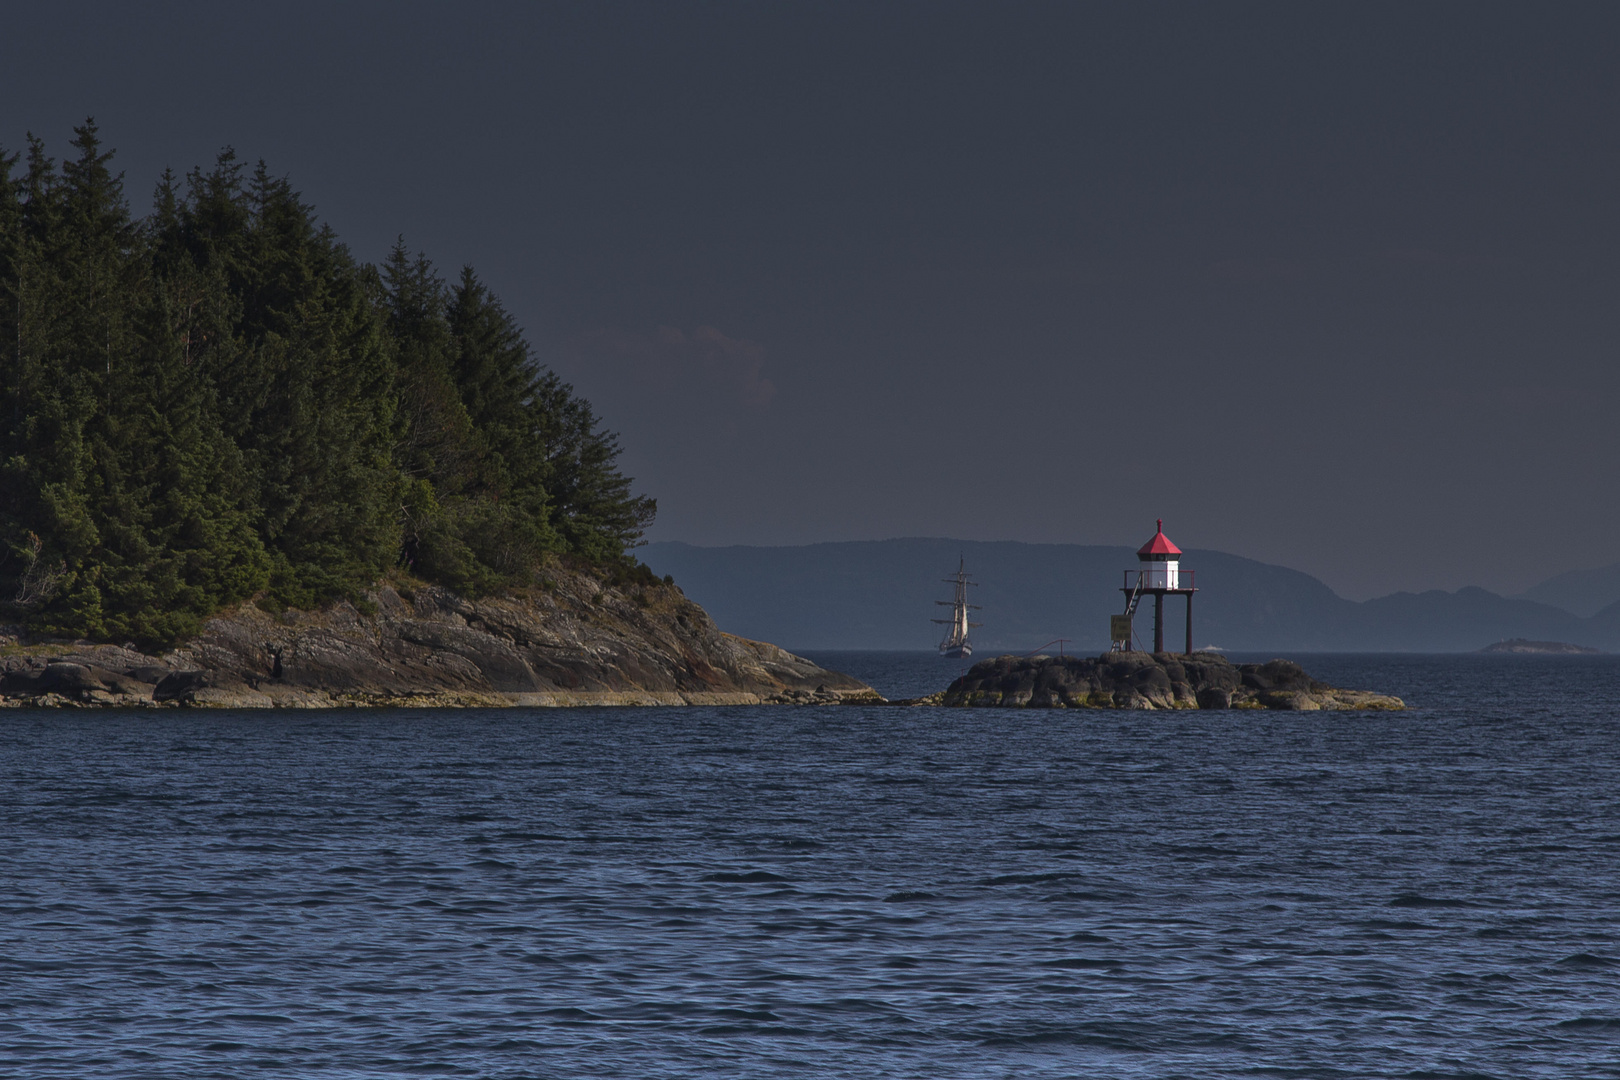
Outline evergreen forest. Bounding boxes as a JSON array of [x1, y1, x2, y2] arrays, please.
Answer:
[[0, 122, 656, 645]]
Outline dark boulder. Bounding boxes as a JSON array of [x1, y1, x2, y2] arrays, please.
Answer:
[[154, 670, 213, 701], [1239, 659, 1319, 692], [40, 663, 104, 694]]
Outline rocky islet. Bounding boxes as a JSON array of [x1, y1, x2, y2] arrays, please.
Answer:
[[937, 652, 1405, 710]]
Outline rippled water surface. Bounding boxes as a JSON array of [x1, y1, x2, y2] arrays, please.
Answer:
[[4, 654, 1620, 1078]]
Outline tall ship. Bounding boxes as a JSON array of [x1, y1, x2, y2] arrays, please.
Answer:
[[933, 558, 982, 659]]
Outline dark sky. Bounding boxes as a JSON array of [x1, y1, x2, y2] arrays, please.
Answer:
[[6, 2, 1619, 599]]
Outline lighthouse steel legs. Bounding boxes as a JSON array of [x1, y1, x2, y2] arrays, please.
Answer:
[[1134, 582, 1195, 656], [1148, 593, 1195, 655]]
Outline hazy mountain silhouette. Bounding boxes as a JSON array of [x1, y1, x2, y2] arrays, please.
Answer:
[[642, 539, 1615, 653], [1514, 563, 1620, 618]]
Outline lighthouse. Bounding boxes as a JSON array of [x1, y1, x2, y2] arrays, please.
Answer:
[[1115, 520, 1198, 654]]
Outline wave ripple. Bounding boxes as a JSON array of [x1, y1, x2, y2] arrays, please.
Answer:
[[2, 654, 1620, 1077]]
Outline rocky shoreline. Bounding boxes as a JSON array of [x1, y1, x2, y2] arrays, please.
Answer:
[[0, 567, 880, 708], [937, 652, 1405, 710], [0, 576, 1409, 713]]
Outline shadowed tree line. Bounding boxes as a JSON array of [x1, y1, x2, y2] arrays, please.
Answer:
[[0, 121, 655, 645]]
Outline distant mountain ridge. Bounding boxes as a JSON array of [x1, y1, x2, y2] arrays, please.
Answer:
[[641, 539, 1620, 653], [1513, 563, 1620, 618]]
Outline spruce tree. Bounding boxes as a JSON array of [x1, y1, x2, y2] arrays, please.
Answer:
[[0, 122, 658, 644], [0, 123, 272, 641]]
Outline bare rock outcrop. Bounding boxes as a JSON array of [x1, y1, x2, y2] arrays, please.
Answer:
[[941, 652, 1404, 711], [0, 568, 880, 708]]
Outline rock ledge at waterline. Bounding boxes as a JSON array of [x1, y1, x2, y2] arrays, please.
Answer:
[[939, 652, 1405, 710], [0, 569, 879, 708]]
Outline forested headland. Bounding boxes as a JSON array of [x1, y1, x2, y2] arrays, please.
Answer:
[[0, 121, 655, 646]]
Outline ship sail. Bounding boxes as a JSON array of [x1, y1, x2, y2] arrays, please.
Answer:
[[932, 558, 983, 658]]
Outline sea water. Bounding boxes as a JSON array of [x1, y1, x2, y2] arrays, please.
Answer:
[[2, 653, 1618, 1078]]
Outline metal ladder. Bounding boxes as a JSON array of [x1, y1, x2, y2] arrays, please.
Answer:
[[1123, 573, 1145, 620], [1110, 572, 1145, 652]]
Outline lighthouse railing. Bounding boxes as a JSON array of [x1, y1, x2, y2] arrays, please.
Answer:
[[1120, 569, 1195, 592]]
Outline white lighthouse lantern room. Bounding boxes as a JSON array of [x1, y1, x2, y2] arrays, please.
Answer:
[[1139, 519, 1181, 589]]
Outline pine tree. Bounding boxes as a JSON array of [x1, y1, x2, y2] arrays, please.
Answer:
[[529, 366, 656, 562], [0, 122, 657, 643], [444, 267, 560, 571], [0, 124, 274, 641], [384, 242, 493, 589], [163, 153, 402, 607]]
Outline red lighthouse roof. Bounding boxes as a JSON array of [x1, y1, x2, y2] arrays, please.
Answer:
[[1137, 519, 1182, 558]]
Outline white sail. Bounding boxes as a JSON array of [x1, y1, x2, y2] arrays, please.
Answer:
[[932, 558, 982, 657]]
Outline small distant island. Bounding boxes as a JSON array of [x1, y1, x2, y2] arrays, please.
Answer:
[[1478, 639, 1602, 655]]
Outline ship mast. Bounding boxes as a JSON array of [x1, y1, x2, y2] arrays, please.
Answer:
[[933, 557, 982, 654]]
